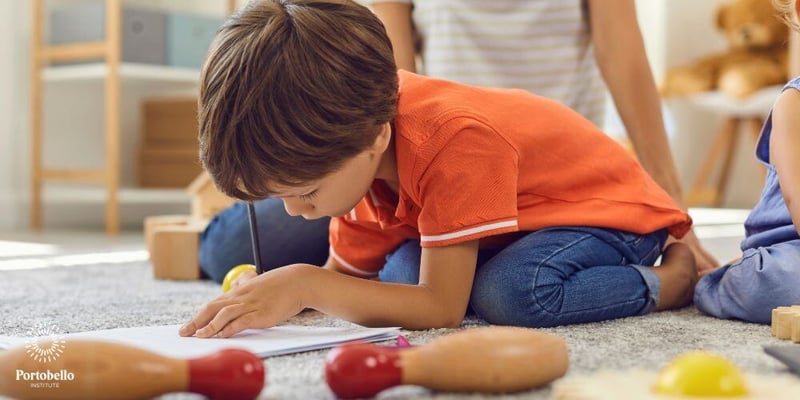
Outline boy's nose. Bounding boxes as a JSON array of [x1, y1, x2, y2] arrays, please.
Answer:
[[282, 198, 309, 217]]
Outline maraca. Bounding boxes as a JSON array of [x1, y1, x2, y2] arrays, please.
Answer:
[[0, 339, 265, 400], [326, 326, 568, 398]]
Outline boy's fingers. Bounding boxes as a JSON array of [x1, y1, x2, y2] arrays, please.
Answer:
[[217, 312, 259, 338], [196, 304, 247, 338], [179, 298, 234, 337]]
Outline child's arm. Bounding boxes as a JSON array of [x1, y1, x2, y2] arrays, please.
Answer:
[[589, 0, 718, 274], [311, 240, 479, 328], [180, 240, 479, 337], [770, 88, 800, 233], [371, 2, 417, 72]]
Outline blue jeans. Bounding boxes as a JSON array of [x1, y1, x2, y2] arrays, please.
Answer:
[[199, 199, 330, 283], [380, 227, 668, 328], [201, 201, 667, 327], [695, 239, 800, 324]]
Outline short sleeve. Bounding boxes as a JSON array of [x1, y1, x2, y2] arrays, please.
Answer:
[[328, 217, 409, 278], [416, 125, 520, 247]]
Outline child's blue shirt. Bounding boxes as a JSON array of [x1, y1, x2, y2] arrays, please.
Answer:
[[741, 77, 800, 251]]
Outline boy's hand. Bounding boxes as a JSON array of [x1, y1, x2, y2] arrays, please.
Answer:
[[231, 270, 258, 289], [180, 264, 314, 338]]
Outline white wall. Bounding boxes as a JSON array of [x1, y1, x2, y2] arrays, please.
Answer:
[[0, 0, 766, 232], [0, 1, 27, 230], [657, 0, 764, 208], [0, 1, 233, 232]]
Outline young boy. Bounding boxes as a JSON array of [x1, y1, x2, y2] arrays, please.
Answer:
[[180, 0, 696, 338]]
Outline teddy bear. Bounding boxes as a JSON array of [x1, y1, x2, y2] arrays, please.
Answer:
[[660, 0, 789, 99]]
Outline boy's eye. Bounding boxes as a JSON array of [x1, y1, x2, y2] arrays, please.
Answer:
[[298, 190, 318, 201]]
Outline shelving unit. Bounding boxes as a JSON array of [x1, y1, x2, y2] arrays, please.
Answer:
[[30, 0, 237, 235], [43, 62, 202, 83]]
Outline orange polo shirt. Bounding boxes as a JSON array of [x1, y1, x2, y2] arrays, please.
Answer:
[[329, 71, 691, 278]]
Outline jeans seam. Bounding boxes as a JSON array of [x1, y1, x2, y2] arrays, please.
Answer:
[[530, 233, 652, 319], [531, 233, 593, 317]]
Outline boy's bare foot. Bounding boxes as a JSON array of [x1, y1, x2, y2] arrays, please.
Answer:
[[653, 243, 697, 311]]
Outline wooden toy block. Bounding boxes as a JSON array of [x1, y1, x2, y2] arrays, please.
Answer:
[[145, 172, 235, 280], [187, 172, 235, 220], [771, 306, 800, 341], [145, 215, 208, 280]]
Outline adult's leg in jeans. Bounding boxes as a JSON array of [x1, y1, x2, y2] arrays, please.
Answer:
[[199, 198, 330, 283], [470, 227, 669, 328]]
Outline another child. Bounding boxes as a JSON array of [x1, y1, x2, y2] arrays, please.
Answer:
[[694, 0, 800, 324], [180, 0, 696, 338]]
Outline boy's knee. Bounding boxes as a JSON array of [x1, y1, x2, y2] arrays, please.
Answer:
[[471, 293, 562, 328], [379, 241, 421, 284], [471, 268, 565, 328]]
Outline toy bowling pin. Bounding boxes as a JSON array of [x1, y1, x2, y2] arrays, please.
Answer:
[[0, 339, 265, 400], [325, 326, 568, 398]]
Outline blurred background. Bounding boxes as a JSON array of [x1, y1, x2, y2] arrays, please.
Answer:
[[0, 0, 790, 237]]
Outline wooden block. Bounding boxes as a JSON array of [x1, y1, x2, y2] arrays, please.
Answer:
[[771, 306, 800, 340], [145, 215, 208, 280], [792, 316, 800, 344], [187, 172, 235, 220], [144, 215, 196, 254]]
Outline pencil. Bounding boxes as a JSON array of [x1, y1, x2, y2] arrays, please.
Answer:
[[246, 202, 264, 274]]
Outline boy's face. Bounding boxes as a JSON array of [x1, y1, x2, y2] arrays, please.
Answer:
[[273, 125, 391, 220]]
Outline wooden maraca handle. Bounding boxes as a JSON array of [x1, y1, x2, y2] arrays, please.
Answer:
[[326, 326, 569, 398], [0, 339, 265, 400]]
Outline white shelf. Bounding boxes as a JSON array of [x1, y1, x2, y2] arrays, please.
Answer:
[[43, 63, 200, 84], [43, 185, 191, 204], [688, 207, 751, 226], [682, 85, 781, 116]]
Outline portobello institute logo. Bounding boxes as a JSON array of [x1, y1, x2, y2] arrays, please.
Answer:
[[24, 322, 66, 363]]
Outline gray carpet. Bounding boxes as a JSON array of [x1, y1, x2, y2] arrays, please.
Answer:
[[0, 258, 795, 399]]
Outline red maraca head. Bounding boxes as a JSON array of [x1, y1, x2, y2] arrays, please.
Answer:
[[325, 342, 402, 399], [188, 348, 265, 400]]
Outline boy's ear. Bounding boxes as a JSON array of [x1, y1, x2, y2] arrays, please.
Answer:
[[371, 123, 392, 154]]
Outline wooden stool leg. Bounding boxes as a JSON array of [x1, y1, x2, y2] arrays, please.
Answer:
[[686, 117, 740, 207], [714, 119, 742, 208]]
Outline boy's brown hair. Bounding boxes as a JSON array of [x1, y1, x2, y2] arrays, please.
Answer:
[[199, 0, 398, 201], [774, 0, 800, 31]]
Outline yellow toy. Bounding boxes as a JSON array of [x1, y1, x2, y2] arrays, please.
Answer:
[[222, 264, 257, 293], [652, 351, 747, 397], [553, 350, 800, 399]]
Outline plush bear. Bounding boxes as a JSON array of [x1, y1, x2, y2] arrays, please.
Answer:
[[661, 0, 789, 99]]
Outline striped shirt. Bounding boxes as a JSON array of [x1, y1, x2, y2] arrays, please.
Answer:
[[366, 0, 607, 126]]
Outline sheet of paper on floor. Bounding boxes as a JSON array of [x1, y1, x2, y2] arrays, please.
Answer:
[[0, 324, 400, 358]]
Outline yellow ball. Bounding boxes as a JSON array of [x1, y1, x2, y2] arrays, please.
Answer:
[[653, 351, 748, 397], [221, 264, 257, 293]]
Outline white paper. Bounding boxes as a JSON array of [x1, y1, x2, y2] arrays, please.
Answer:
[[0, 324, 400, 359]]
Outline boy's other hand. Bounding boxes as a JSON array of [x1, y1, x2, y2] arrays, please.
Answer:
[[179, 264, 315, 338]]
